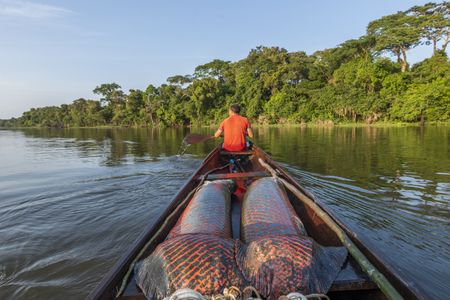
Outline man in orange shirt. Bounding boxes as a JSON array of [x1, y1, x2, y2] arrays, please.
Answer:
[[214, 104, 253, 151]]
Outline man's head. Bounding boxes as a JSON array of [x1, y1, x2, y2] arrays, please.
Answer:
[[229, 104, 241, 116]]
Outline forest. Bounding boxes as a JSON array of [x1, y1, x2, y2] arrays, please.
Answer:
[[1, 2, 449, 128]]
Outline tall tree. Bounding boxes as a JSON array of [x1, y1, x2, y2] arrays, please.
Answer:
[[194, 59, 232, 82], [368, 12, 422, 72], [93, 83, 125, 124], [124, 89, 145, 125], [144, 84, 160, 126], [312, 36, 375, 81], [166, 75, 192, 87], [408, 2, 450, 53], [188, 78, 224, 123], [93, 83, 125, 106]]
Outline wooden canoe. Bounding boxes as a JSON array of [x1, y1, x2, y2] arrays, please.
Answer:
[[87, 146, 421, 300]]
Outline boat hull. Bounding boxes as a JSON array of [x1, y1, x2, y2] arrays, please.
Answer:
[[87, 146, 421, 300]]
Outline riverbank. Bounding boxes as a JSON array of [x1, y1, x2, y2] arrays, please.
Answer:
[[2, 120, 449, 130]]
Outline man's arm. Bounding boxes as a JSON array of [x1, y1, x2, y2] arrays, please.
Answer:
[[215, 121, 224, 138], [214, 129, 223, 138], [247, 127, 254, 138]]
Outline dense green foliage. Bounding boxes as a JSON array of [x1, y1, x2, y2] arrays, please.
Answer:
[[1, 2, 449, 128]]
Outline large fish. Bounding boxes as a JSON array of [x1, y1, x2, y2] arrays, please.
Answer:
[[239, 177, 347, 299], [136, 180, 247, 299], [137, 234, 246, 300]]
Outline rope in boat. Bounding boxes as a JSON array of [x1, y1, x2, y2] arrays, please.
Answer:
[[257, 158, 403, 300], [278, 293, 330, 300], [115, 163, 232, 297], [164, 287, 329, 300], [242, 286, 261, 300]]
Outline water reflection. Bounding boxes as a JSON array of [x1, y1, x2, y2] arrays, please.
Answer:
[[6, 126, 450, 227], [0, 126, 449, 299], [15, 128, 214, 166]]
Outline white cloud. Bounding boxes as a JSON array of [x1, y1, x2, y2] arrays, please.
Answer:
[[0, 0, 71, 18]]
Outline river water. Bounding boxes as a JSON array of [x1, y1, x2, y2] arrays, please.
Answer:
[[0, 127, 449, 299]]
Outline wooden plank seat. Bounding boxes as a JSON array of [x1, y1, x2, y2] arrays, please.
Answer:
[[220, 150, 255, 156], [330, 258, 378, 291], [201, 171, 269, 180]]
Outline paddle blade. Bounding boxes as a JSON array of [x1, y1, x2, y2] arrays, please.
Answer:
[[183, 134, 213, 145]]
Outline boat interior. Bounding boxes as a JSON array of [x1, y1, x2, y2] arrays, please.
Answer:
[[101, 148, 387, 300]]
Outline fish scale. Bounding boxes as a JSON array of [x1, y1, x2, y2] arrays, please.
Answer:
[[239, 178, 347, 299], [241, 177, 307, 242], [136, 234, 246, 299], [167, 180, 233, 239]]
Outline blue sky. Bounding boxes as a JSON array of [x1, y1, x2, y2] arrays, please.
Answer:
[[0, 0, 439, 118]]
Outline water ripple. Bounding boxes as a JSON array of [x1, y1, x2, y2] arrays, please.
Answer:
[[282, 164, 450, 300], [1, 127, 449, 299]]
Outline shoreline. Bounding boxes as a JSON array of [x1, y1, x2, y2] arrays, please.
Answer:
[[1, 121, 449, 130]]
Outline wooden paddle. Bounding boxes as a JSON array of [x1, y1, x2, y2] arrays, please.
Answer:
[[183, 134, 214, 145]]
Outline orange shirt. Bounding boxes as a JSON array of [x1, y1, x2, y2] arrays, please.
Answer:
[[219, 115, 250, 151]]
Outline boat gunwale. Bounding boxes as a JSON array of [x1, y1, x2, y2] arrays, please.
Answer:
[[87, 145, 421, 300], [255, 146, 421, 300], [87, 148, 221, 300]]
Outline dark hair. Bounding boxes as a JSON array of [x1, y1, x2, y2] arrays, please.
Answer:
[[230, 104, 241, 114]]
